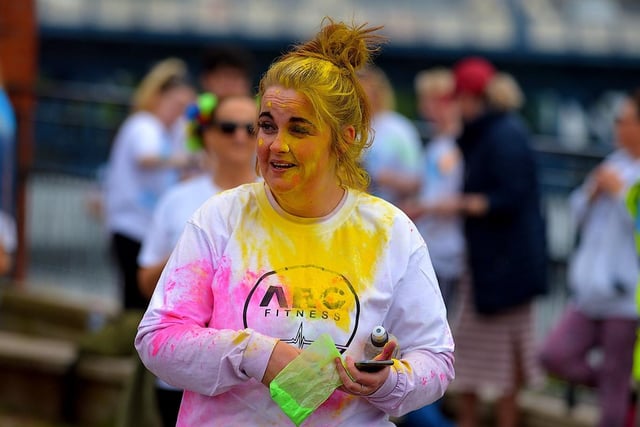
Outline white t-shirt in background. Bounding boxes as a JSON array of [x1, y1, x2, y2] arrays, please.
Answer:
[[104, 111, 183, 242]]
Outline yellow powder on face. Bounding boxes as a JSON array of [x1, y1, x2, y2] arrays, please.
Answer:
[[267, 101, 272, 107], [258, 138, 264, 146]]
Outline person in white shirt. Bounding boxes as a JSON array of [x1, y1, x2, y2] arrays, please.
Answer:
[[136, 18, 454, 426], [540, 91, 640, 427], [357, 65, 422, 207], [104, 58, 195, 310], [137, 92, 258, 426]]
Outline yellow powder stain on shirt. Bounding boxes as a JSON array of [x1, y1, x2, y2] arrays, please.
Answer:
[[232, 330, 250, 345], [236, 192, 392, 332]]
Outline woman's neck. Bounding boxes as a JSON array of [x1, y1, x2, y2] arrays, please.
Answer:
[[212, 162, 256, 190], [270, 184, 346, 218]]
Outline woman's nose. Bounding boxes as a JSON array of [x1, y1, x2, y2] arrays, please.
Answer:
[[269, 134, 290, 153]]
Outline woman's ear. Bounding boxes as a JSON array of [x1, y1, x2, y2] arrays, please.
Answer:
[[342, 125, 356, 144]]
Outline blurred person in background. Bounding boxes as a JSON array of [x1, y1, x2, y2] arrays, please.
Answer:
[[0, 210, 16, 276], [357, 65, 422, 206], [403, 67, 464, 313], [135, 18, 454, 426], [0, 64, 16, 277], [104, 57, 196, 310], [626, 178, 640, 427], [136, 93, 258, 426], [448, 58, 548, 427], [399, 67, 462, 427], [539, 89, 640, 427], [199, 44, 255, 97]]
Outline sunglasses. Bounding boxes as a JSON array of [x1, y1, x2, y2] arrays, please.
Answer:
[[213, 121, 256, 135]]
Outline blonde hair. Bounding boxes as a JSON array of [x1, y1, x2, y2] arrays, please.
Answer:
[[415, 67, 454, 99], [357, 65, 396, 111], [258, 17, 384, 191], [486, 72, 524, 112], [132, 57, 189, 112]]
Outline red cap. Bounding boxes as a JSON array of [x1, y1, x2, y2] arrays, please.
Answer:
[[453, 57, 496, 96]]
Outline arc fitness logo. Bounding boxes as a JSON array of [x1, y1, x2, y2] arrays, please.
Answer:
[[242, 264, 360, 352]]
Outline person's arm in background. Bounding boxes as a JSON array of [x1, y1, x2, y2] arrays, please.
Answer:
[[460, 122, 535, 218], [374, 122, 424, 200], [568, 155, 625, 228], [0, 211, 16, 276], [0, 244, 11, 275], [137, 152, 195, 170], [131, 117, 196, 173], [376, 171, 421, 199], [137, 190, 177, 299], [138, 260, 169, 300]]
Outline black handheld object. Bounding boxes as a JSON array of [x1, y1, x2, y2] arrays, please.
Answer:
[[355, 359, 394, 372]]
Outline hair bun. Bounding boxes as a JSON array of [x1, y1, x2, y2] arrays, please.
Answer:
[[296, 18, 385, 72]]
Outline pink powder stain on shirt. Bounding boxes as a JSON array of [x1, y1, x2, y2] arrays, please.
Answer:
[[321, 389, 354, 412], [149, 325, 186, 357], [148, 259, 217, 358], [210, 266, 263, 328], [150, 333, 165, 357], [164, 259, 215, 312]]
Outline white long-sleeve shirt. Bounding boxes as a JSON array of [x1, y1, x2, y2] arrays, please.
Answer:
[[136, 182, 454, 426], [568, 149, 640, 318]]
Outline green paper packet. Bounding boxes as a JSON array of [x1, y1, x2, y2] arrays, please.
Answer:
[[269, 333, 343, 426]]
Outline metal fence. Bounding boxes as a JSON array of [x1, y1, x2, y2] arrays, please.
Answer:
[[25, 83, 130, 303]]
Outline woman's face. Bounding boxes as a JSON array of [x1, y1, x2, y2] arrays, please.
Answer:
[[257, 86, 338, 200], [615, 98, 640, 155], [157, 85, 195, 126], [202, 97, 257, 167]]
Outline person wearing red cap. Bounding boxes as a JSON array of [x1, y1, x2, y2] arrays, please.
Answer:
[[447, 57, 548, 427]]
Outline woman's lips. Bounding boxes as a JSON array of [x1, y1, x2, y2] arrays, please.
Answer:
[[270, 161, 295, 170]]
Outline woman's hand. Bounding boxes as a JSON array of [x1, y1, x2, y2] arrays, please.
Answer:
[[334, 340, 397, 397], [261, 340, 302, 386]]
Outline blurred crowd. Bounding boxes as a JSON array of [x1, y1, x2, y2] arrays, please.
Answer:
[[2, 27, 640, 427]]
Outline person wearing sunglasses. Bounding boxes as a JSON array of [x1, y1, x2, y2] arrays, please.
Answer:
[[135, 92, 258, 426], [136, 18, 453, 426]]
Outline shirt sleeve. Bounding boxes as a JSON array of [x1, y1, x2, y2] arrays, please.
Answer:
[[364, 241, 455, 416], [138, 193, 174, 267], [135, 219, 279, 396], [0, 210, 16, 252], [131, 116, 167, 161]]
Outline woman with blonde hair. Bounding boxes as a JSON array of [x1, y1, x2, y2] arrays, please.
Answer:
[[136, 18, 454, 426], [104, 57, 195, 310], [486, 72, 524, 112]]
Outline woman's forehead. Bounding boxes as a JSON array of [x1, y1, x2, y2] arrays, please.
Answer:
[[261, 87, 311, 113]]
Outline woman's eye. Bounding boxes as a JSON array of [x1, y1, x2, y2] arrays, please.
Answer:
[[258, 121, 276, 133], [290, 126, 310, 136]]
